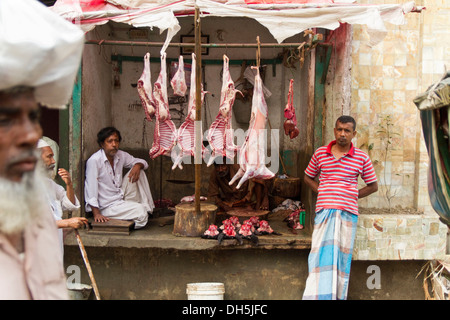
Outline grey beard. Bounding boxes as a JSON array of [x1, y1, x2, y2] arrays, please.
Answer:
[[0, 164, 49, 235], [46, 163, 56, 179]]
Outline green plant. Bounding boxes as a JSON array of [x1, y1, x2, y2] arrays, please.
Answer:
[[377, 115, 400, 211]]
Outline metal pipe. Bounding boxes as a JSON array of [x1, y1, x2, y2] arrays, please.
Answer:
[[85, 39, 329, 48]]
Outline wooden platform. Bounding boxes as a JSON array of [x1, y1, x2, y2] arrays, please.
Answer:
[[88, 219, 135, 235]]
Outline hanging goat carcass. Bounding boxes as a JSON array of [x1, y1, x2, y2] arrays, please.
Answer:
[[172, 53, 207, 170], [149, 53, 177, 159], [229, 66, 275, 189], [206, 55, 241, 166], [137, 52, 156, 121]]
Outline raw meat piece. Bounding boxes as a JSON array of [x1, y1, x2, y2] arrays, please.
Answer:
[[180, 194, 207, 203], [149, 53, 178, 159], [229, 67, 275, 189], [229, 216, 241, 228], [137, 52, 156, 121], [217, 224, 243, 245], [283, 79, 299, 139], [203, 224, 219, 237], [293, 222, 304, 230], [219, 218, 234, 230], [248, 216, 260, 227], [242, 219, 256, 233], [256, 220, 274, 234], [206, 55, 242, 166], [285, 209, 305, 230], [170, 55, 187, 96], [237, 220, 259, 244], [238, 223, 253, 237], [172, 53, 207, 170], [222, 225, 236, 237], [284, 119, 299, 139]]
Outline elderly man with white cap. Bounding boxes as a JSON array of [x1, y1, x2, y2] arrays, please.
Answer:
[[38, 138, 88, 255], [0, 0, 84, 299]]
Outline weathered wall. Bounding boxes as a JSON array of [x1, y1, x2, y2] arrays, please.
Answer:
[[63, 246, 426, 300], [350, 0, 450, 215], [323, 23, 354, 144], [82, 27, 114, 160]]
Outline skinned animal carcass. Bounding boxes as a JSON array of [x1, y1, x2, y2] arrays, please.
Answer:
[[229, 66, 275, 189], [206, 55, 242, 166], [149, 53, 177, 159], [283, 79, 299, 139], [137, 52, 156, 121], [172, 53, 208, 170]]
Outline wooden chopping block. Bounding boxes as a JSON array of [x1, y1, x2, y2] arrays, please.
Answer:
[[227, 209, 270, 222], [173, 202, 217, 237], [88, 219, 135, 235], [271, 176, 301, 198]]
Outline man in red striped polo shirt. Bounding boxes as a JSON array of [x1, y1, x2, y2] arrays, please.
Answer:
[[302, 115, 378, 300]]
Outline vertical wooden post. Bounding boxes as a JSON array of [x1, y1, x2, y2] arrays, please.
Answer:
[[194, 7, 202, 214]]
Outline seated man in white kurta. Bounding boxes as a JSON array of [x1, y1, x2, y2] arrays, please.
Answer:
[[84, 127, 155, 229], [38, 139, 88, 255]]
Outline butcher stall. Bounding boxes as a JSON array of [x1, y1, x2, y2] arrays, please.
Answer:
[[50, 0, 423, 299]]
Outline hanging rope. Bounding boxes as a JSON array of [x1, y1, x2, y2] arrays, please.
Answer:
[[256, 36, 261, 69]]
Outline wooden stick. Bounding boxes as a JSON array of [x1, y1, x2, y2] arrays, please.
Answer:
[[74, 229, 101, 300], [194, 6, 202, 214]]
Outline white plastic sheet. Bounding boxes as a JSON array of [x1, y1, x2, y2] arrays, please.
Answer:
[[52, 0, 418, 50], [51, 0, 185, 55], [0, 0, 84, 109], [195, 0, 415, 45]]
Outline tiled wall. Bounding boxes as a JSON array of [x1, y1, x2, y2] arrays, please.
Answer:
[[353, 214, 448, 260], [351, 0, 450, 214]]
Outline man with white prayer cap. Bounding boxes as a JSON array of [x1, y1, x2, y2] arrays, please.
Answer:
[[38, 138, 88, 257], [41, 136, 59, 179], [0, 0, 84, 299]]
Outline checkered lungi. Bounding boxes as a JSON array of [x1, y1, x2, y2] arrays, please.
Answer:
[[302, 208, 358, 300]]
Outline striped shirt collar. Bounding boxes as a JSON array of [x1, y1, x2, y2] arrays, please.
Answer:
[[326, 140, 355, 157]]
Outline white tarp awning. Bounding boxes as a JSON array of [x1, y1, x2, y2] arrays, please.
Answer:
[[0, 0, 84, 108], [51, 0, 422, 53]]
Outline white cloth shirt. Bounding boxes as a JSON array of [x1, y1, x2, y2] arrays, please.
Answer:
[[0, 202, 68, 300], [84, 149, 148, 211], [45, 178, 80, 255]]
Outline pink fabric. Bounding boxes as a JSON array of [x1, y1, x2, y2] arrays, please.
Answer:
[[245, 0, 334, 4], [0, 204, 68, 300]]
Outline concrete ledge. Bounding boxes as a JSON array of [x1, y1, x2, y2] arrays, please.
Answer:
[[64, 216, 312, 250], [353, 214, 448, 260]]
